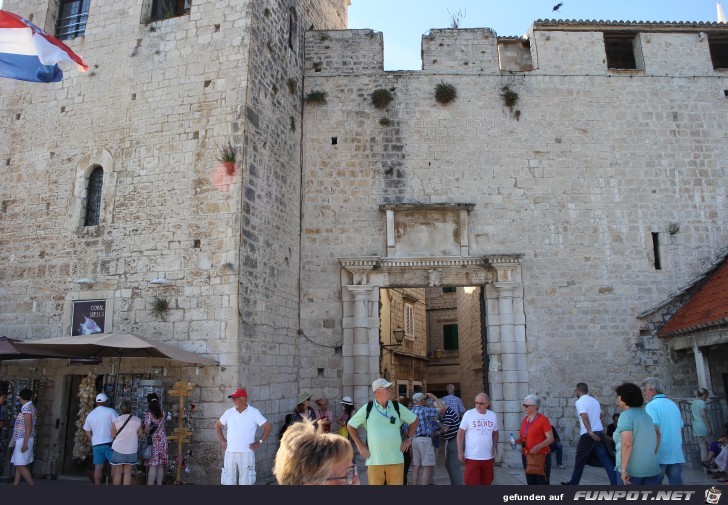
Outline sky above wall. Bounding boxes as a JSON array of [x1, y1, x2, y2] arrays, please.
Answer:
[[348, 0, 725, 70]]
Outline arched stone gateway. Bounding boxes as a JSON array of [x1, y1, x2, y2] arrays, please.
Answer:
[[338, 253, 528, 455]]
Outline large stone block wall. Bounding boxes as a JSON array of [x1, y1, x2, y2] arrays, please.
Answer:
[[300, 25, 728, 444], [0, 0, 347, 484]]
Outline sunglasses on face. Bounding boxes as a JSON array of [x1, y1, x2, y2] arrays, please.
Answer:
[[523, 404, 535, 407], [475, 401, 488, 405]]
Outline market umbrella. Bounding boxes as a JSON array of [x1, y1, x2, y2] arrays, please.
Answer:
[[0, 336, 82, 361], [14, 333, 218, 401]]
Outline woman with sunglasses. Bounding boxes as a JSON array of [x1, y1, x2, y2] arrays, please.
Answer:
[[274, 419, 360, 485], [517, 394, 554, 485]]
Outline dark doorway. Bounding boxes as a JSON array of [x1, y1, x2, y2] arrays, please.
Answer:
[[61, 375, 93, 475]]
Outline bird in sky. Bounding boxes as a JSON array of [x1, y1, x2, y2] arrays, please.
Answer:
[[553, 3, 563, 11]]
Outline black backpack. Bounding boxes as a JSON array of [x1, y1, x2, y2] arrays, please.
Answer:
[[365, 400, 401, 424]]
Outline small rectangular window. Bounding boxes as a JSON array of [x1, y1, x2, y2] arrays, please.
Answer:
[[442, 287, 456, 293], [709, 35, 728, 70], [651, 232, 662, 270], [148, 0, 190, 23], [443, 324, 459, 350], [604, 32, 641, 70], [404, 303, 414, 339], [56, 0, 90, 40]]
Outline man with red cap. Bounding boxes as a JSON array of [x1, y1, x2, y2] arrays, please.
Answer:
[[215, 387, 272, 485]]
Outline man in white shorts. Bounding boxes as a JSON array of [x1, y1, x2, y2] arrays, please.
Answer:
[[215, 388, 272, 485], [410, 392, 445, 485]]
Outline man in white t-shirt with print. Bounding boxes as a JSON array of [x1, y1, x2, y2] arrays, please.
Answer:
[[457, 392, 499, 485], [215, 388, 272, 485]]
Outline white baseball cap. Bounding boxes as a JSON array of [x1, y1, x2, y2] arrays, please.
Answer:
[[95, 393, 108, 402], [371, 378, 393, 392]]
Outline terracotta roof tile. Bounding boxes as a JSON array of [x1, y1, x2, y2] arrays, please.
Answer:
[[658, 259, 728, 337]]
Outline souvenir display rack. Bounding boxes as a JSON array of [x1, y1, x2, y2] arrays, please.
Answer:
[[166, 381, 198, 484], [103, 374, 165, 418]]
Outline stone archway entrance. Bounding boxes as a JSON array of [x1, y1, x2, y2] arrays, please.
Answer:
[[338, 253, 528, 446]]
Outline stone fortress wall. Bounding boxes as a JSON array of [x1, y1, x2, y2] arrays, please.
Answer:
[[300, 21, 728, 449]]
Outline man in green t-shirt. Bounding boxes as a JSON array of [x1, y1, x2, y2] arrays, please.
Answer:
[[348, 378, 418, 485]]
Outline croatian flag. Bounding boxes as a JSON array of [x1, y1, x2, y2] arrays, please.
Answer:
[[0, 9, 88, 83]]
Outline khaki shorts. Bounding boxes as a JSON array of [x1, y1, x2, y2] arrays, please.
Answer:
[[367, 463, 405, 485], [412, 436, 436, 466]]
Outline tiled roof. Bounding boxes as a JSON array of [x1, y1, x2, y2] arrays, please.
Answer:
[[533, 19, 728, 32], [658, 258, 728, 337]]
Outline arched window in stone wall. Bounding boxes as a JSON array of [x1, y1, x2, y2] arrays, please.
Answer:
[[84, 165, 103, 227]]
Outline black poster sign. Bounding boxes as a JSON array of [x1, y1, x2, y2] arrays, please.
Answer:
[[72, 300, 106, 336]]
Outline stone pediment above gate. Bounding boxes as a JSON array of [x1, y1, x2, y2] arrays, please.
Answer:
[[380, 203, 475, 258], [339, 255, 523, 287]]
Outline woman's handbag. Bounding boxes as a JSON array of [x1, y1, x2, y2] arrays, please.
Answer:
[[140, 437, 153, 459], [338, 425, 349, 439], [140, 422, 157, 459], [525, 452, 546, 476]]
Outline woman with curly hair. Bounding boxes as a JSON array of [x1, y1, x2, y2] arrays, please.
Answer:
[[274, 420, 359, 485], [143, 393, 168, 485]]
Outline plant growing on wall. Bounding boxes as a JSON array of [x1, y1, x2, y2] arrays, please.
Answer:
[[435, 81, 457, 105], [287, 78, 297, 95], [371, 89, 394, 109], [379, 117, 392, 126], [501, 85, 519, 110], [151, 296, 170, 321], [501, 85, 521, 120], [305, 90, 327, 104], [219, 141, 236, 176]]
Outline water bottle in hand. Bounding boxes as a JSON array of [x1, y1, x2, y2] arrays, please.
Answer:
[[509, 432, 517, 449]]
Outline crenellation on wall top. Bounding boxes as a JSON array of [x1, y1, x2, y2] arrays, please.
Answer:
[[305, 29, 383, 75]]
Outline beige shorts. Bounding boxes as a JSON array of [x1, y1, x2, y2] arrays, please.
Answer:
[[412, 436, 436, 466]]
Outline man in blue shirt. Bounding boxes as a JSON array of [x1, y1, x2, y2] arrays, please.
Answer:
[[641, 377, 685, 485], [411, 392, 445, 485]]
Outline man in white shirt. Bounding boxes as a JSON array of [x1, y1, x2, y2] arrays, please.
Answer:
[[215, 388, 272, 485], [82, 393, 118, 485], [457, 392, 499, 485], [563, 383, 618, 485]]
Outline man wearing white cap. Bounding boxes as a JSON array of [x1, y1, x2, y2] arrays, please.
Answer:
[[347, 378, 418, 485], [82, 393, 118, 485]]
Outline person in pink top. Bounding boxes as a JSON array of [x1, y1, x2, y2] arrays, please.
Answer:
[[109, 399, 143, 485]]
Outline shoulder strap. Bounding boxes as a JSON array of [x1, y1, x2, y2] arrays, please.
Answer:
[[365, 400, 401, 423], [115, 414, 134, 438]]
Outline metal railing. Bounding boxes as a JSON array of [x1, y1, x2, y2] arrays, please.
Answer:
[[679, 398, 725, 465]]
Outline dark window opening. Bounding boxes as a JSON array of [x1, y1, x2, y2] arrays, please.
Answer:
[[709, 36, 728, 69], [443, 324, 459, 350], [149, 0, 190, 23], [331, 137, 338, 145], [651, 232, 662, 270], [84, 166, 103, 227], [56, 0, 90, 40], [442, 287, 456, 293], [604, 33, 638, 70], [288, 8, 297, 51]]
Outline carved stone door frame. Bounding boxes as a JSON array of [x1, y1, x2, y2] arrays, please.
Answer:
[[338, 254, 529, 437]]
